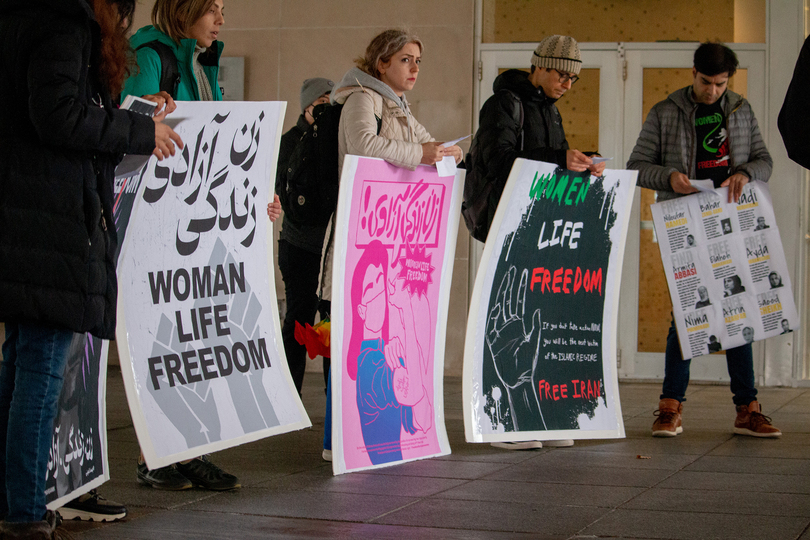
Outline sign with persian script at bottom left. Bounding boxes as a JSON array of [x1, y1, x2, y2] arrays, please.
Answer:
[[46, 105, 153, 509], [117, 101, 310, 468]]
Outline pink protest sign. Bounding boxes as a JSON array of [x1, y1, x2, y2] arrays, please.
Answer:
[[330, 156, 461, 474]]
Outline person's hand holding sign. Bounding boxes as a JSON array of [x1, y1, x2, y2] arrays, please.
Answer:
[[669, 170, 699, 195], [720, 172, 749, 203]]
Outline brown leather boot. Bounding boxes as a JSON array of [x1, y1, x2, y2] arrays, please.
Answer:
[[734, 401, 782, 438], [652, 398, 683, 437], [0, 510, 59, 539]]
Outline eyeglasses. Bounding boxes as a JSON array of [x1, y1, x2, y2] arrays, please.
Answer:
[[552, 69, 579, 85]]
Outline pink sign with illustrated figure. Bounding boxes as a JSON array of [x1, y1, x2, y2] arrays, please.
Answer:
[[330, 156, 461, 474]]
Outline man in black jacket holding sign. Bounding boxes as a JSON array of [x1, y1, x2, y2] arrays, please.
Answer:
[[465, 35, 604, 450], [464, 34, 604, 242]]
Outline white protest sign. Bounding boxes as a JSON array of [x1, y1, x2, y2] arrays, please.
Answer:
[[651, 181, 799, 359], [463, 159, 635, 443], [116, 101, 310, 468]]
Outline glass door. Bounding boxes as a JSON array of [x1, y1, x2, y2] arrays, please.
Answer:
[[618, 44, 767, 381]]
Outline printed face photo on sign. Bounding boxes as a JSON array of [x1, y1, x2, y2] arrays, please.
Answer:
[[743, 326, 755, 343], [723, 275, 745, 297], [754, 216, 769, 230], [695, 286, 711, 309]]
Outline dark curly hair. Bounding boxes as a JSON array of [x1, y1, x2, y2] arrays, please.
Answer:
[[93, 0, 136, 95]]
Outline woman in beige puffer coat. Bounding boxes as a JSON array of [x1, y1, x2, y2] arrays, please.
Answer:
[[319, 31, 462, 462], [320, 29, 462, 301]]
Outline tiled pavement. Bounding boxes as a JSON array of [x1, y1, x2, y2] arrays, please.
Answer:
[[60, 368, 810, 539]]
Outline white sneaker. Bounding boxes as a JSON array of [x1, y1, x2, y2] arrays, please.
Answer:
[[543, 439, 574, 447], [58, 490, 127, 522], [490, 441, 543, 450], [322, 449, 333, 461]]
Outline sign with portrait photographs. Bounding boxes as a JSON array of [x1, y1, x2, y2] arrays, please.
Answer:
[[650, 181, 799, 360]]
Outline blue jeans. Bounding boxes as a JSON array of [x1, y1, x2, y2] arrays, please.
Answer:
[[661, 319, 756, 406], [323, 369, 332, 451], [0, 322, 74, 522]]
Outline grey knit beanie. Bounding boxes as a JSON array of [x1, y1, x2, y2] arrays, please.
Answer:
[[531, 35, 582, 75], [300, 78, 334, 112]]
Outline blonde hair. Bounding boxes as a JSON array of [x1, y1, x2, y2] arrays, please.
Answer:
[[355, 29, 423, 80], [151, 0, 215, 43]]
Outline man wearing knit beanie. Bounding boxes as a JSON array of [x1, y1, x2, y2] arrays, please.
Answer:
[[531, 34, 583, 88], [465, 34, 604, 236], [463, 35, 604, 450]]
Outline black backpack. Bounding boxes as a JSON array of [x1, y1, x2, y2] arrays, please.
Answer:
[[278, 101, 381, 227], [276, 103, 343, 227], [462, 89, 524, 243], [134, 41, 181, 98]]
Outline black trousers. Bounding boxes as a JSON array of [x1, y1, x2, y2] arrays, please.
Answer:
[[278, 239, 330, 394]]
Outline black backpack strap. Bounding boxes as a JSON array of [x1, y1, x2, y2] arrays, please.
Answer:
[[314, 101, 380, 134], [501, 89, 524, 151], [135, 40, 180, 98]]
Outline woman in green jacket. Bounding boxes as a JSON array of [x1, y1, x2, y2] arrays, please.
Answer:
[[122, 0, 243, 493], [122, 0, 224, 101]]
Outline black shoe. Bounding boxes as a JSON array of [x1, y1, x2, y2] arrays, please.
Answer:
[[137, 461, 192, 490], [59, 489, 127, 522], [175, 455, 240, 491]]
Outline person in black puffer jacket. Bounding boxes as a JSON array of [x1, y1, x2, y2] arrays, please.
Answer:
[[0, 0, 180, 535], [274, 77, 334, 396], [464, 35, 605, 240], [779, 33, 810, 170], [464, 35, 604, 451]]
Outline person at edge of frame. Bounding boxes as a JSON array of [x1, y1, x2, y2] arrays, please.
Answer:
[[272, 77, 335, 400], [0, 0, 183, 535]]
